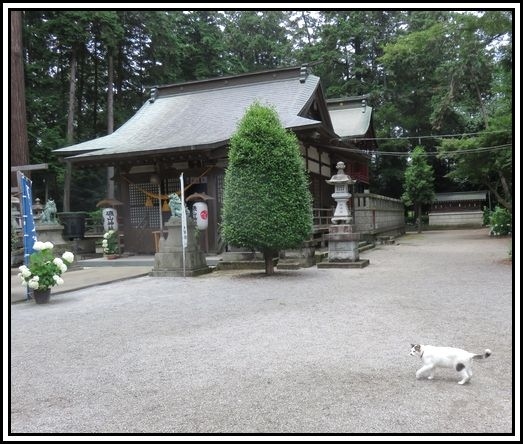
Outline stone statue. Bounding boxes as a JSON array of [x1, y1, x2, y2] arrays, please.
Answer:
[[168, 193, 189, 220], [40, 198, 58, 224]]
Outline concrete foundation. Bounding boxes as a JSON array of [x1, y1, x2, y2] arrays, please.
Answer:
[[150, 218, 211, 277], [317, 224, 370, 269], [35, 224, 67, 246]]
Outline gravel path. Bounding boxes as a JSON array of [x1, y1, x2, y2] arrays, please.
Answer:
[[9, 229, 514, 435]]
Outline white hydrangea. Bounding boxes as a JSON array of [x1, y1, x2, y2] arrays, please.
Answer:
[[53, 275, 64, 285], [18, 265, 32, 278], [28, 278, 40, 290], [53, 257, 64, 267], [62, 251, 74, 263], [33, 240, 54, 251], [58, 262, 68, 273], [32, 241, 46, 251]]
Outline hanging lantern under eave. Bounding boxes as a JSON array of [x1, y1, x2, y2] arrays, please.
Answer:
[[102, 207, 118, 231], [186, 192, 213, 231], [145, 196, 153, 207], [192, 201, 209, 230]]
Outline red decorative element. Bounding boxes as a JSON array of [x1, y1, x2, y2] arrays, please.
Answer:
[[200, 210, 208, 220]]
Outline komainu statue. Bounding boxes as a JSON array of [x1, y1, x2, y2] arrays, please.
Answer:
[[40, 199, 58, 224]]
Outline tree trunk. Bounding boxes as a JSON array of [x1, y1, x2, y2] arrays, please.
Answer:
[[264, 249, 276, 275], [66, 50, 77, 145], [107, 52, 115, 198], [63, 161, 72, 212], [107, 53, 114, 134], [10, 11, 30, 188], [417, 203, 422, 233], [498, 171, 512, 210], [485, 179, 512, 212]]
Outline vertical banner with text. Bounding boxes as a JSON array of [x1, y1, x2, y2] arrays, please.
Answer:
[[180, 173, 188, 277], [18, 172, 38, 265]]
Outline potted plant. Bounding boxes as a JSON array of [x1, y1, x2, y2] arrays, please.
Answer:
[[17, 241, 75, 304], [102, 229, 120, 259]]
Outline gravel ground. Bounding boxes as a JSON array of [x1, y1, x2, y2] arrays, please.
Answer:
[[9, 229, 515, 437]]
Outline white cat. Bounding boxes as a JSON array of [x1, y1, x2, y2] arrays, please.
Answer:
[[410, 344, 491, 384]]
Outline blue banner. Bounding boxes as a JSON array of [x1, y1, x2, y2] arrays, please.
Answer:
[[19, 173, 38, 265]]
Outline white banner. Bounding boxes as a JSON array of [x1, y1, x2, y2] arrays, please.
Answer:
[[180, 173, 188, 277]]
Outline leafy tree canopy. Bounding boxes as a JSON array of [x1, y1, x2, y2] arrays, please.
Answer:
[[221, 102, 313, 274]]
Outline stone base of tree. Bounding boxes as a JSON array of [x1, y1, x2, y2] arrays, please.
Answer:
[[278, 240, 317, 269], [317, 259, 370, 269], [216, 258, 278, 271]]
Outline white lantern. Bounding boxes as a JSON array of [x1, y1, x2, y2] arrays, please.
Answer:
[[102, 207, 118, 231], [193, 201, 208, 230]]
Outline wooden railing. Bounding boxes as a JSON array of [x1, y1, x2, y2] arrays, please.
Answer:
[[312, 208, 331, 229]]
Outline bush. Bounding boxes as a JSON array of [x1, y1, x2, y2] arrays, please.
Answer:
[[102, 230, 119, 254], [482, 206, 492, 226], [405, 212, 416, 225], [221, 102, 312, 274], [489, 206, 512, 236]]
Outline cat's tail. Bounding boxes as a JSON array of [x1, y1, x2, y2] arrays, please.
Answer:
[[472, 349, 492, 360]]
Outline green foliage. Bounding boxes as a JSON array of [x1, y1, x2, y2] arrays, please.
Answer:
[[221, 102, 313, 257], [482, 206, 492, 226], [18, 242, 75, 291], [87, 208, 103, 224], [489, 206, 512, 236], [102, 230, 119, 254], [401, 146, 435, 207], [11, 227, 21, 251], [19, 10, 513, 211], [221, 11, 293, 73]]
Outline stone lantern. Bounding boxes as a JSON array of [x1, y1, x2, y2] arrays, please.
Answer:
[[32, 197, 43, 222], [317, 161, 369, 269], [326, 161, 355, 224]]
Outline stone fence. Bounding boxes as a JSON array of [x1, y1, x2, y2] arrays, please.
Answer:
[[353, 192, 405, 239], [428, 211, 483, 227]]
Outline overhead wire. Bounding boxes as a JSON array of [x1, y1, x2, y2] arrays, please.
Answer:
[[357, 144, 513, 157], [330, 128, 513, 157], [347, 129, 512, 142]]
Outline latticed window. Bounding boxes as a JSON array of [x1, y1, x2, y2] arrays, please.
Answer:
[[129, 183, 159, 228], [128, 178, 184, 229]]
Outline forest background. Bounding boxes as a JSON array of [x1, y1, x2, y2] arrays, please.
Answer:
[[8, 8, 514, 213]]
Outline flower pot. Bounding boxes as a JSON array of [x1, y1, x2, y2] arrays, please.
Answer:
[[104, 254, 120, 260], [33, 289, 51, 304]]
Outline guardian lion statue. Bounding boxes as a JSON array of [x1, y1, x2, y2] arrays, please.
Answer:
[[40, 198, 58, 224], [168, 193, 189, 220]]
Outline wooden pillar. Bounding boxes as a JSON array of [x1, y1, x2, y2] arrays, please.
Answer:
[[63, 161, 72, 212]]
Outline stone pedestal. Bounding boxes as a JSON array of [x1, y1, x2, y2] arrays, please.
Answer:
[[36, 223, 66, 246], [278, 240, 317, 269], [70, 238, 96, 255], [317, 224, 369, 269], [35, 223, 82, 269], [150, 218, 211, 277]]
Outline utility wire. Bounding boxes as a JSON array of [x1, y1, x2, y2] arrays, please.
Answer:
[[348, 144, 512, 157], [346, 129, 512, 142]]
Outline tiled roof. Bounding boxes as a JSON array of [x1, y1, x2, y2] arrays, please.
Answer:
[[54, 67, 326, 161], [434, 191, 488, 202], [327, 97, 373, 138]]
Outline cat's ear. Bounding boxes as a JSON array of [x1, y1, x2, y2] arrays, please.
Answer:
[[410, 343, 415, 348]]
